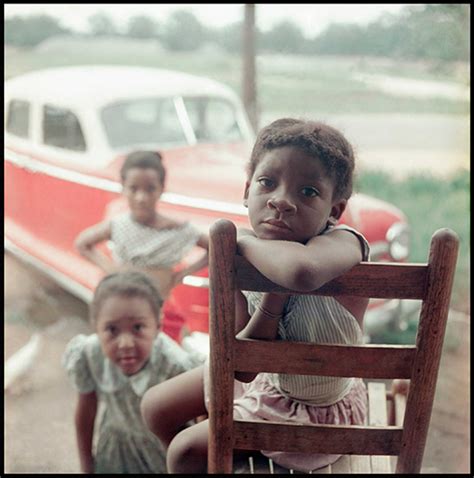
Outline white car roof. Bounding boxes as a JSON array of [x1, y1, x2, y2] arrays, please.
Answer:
[[4, 65, 240, 108]]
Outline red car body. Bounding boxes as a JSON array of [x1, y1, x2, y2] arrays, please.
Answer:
[[4, 66, 410, 341]]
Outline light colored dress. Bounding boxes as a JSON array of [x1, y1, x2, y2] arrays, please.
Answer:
[[203, 224, 370, 473], [109, 212, 203, 340], [110, 212, 201, 268], [62, 332, 202, 474]]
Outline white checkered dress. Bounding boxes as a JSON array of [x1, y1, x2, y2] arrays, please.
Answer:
[[110, 212, 201, 268]]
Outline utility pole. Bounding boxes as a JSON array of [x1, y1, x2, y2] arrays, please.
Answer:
[[242, 4, 258, 133]]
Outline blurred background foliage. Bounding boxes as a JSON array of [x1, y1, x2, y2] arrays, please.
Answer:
[[355, 170, 470, 316], [5, 4, 470, 62]]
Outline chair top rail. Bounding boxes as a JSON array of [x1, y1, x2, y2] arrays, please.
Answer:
[[235, 257, 428, 299]]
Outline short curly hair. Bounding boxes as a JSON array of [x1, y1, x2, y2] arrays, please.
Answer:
[[120, 150, 166, 185], [248, 118, 355, 200], [90, 270, 163, 324]]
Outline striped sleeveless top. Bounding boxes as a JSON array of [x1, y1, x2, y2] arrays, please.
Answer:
[[110, 212, 201, 268], [243, 225, 370, 406]]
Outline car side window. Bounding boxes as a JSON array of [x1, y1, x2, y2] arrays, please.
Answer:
[[42, 105, 86, 151], [101, 98, 187, 148], [183, 97, 242, 143], [6, 99, 30, 138]]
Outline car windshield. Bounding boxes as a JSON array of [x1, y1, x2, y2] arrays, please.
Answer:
[[100, 96, 244, 149]]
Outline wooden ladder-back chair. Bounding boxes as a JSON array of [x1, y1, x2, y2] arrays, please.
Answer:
[[208, 219, 459, 474]]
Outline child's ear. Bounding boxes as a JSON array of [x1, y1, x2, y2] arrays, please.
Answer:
[[243, 181, 250, 207], [329, 199, 347, 222]]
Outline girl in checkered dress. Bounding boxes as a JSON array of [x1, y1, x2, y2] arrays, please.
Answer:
[[74, 150, 209, 339]]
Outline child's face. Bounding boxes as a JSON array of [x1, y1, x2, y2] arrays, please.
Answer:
[[122, 167, 164, 224], [96, 294, 159, 376], [244, 146, 346, 243]]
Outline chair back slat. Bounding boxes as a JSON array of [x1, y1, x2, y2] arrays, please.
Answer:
[[235, 256, 428, 299], [234, 420, 403, 455], [234, 339, 416, 379]]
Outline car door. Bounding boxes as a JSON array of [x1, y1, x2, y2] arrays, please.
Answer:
[[5, 98, 117, 296]]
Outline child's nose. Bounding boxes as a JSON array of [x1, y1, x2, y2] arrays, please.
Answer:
[[118, 333, 134, 349], [135, 191, 148, 202], [267, 195, 297, 214]]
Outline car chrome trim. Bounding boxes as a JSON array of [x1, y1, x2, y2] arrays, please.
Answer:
[[4, 236, 94, 304], [5, 236, 210, 302], [174, 96, 197, 145], [6, 148, 123, 192], [182, 275, 210, 288], [368, 241, 388, 258], [5, 148, 248, 216], [162, 192, 247, 215], [386, 221, 411, 261]]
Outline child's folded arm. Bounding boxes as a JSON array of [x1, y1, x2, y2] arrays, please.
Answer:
[[237, 230, 363, 292]]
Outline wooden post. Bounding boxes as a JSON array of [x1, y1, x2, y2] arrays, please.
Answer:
[[396, 229, 459, 473], [208, 219, 237, 473], [242, 4, 258, 133]]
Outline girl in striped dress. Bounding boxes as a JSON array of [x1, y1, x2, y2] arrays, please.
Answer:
[[141, 118, 370, 473]]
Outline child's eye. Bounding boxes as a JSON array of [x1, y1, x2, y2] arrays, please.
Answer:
[[106, 325, 118, 335], [258, 177, 274, 188], [133, 323, 144, 332], [301, 187, 319, 198]]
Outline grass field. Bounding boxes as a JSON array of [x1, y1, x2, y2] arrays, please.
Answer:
[[356, 170, 470, 315], [4, 39, 470, 321], [4, 40, 470, 115]]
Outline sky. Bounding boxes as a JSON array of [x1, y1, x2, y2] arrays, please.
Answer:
[[4, 3, 413, 37]]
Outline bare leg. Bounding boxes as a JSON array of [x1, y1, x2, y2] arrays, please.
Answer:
[[167, 418, 209, 473], [141, 365, 207, 447]]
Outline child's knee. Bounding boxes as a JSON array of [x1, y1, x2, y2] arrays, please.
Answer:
[[140, 386, 167, 434], [167, 429, 207, 473]]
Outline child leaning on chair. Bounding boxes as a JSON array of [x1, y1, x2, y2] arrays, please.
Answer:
[[140, 117, 371, 473]]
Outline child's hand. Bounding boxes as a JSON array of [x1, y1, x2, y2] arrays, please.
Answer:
[[171, 270, 185, 288]]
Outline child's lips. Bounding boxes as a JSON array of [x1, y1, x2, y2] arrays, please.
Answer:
[[263, 218, 291, 230], [118, 356, 138, 365]]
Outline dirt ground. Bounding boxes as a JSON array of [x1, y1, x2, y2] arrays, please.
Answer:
[[3, 252, 470, 473]]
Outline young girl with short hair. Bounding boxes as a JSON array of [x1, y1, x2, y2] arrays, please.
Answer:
[[140, 118, 370, 473], [74, 150, 209, 338], [62, 271, 203, 473]]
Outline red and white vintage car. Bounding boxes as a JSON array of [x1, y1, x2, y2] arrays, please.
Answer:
[[4, 66, 411, 341]]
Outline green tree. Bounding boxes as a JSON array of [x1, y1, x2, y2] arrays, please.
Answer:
[[215, 22, 242, 53], [395, 4, 470, 61], [312, 23, 366, 55], [260, 20, 306, 53], [162, 10, 204, 51], [310, 4, 469, 61], [5, 14, 69, 47], [127, 15, 158, 39], [88, 12, 118, 36]]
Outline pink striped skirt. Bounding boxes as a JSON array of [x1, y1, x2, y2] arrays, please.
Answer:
[[203, 361, 367, 473]]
